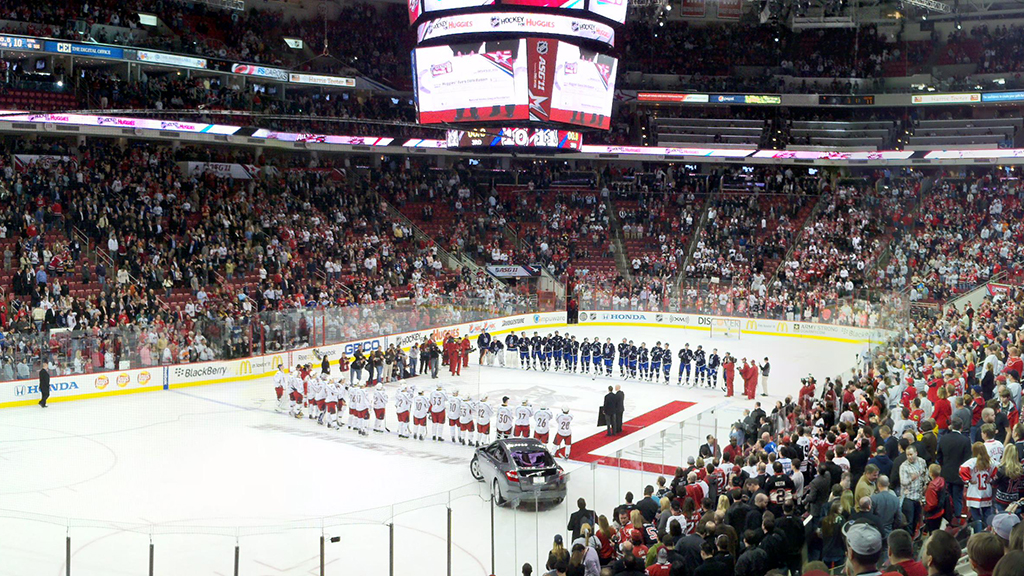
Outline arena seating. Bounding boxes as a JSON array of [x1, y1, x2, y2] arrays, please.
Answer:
[[905, 117, 1022, 150], [654, 117, 766, 148], [787, 120, 897, 150]]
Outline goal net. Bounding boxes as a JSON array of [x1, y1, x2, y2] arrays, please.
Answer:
[[709, 318, 741, 340]]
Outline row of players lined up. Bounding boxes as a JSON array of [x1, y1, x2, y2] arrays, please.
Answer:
[[271, 364, 574, 455], [481, 330, 772, 397]]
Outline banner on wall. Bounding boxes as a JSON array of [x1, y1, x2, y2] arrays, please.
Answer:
[[14, 154, 77, 171], [527, 38, 558, 122], [717, 0, 742, 19], [0, 366, 163, 407], [681, 0, 706, 17], [486, 264, 541, 278], [181, 162, 262, 179]]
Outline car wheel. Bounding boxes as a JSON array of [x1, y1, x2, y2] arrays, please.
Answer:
[[470, 456, 483, 481], [492, 479, 506, 506]]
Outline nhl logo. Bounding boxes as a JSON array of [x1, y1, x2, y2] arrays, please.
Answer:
[[537, 41, 548, 55], [491, 16, 501, 27], [656, 314, 664, 322]]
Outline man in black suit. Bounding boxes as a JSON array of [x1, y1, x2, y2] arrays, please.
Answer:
[[614, 385, 625, 435], [603, 386, 616, 436], [937, 417, 972, 522], [566, 498, 596, 541], [38, 361, 50, 408]]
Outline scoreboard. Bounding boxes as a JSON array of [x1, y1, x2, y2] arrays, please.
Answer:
[[410, 0, 624, 133], [446, 127, 583, 149]]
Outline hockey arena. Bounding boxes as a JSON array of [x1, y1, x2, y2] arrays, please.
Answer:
[[1, 313, 878, 575]]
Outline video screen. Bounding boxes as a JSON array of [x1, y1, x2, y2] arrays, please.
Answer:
[[413, 39, 529, 124], [588, 0, 627, 23], [549, 42, 617, 129]]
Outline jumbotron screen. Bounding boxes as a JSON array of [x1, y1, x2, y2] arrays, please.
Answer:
[[413, 40, 529, 123], [413, 38, 617, 129], [409, 0, 625, 24]]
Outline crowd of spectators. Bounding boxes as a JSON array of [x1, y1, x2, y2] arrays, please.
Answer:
[[548, 285, 1024, 576], [0, 143, 529, 380], [875, 173, 1024, 303]]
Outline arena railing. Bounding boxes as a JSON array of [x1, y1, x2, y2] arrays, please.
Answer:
[[0, 399, 736, 576], [0, 294, 538, 383]]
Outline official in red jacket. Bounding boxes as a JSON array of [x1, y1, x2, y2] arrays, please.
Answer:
[[460, 337, 471, 368], [722, 354, 736, 397]]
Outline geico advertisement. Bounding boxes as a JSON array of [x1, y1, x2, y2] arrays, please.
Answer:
[[0, 367, 163, 405]]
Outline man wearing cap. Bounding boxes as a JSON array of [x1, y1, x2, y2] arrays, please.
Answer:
[[844, 522, 884, 576]]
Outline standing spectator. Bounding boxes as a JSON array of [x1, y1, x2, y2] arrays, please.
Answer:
[[567, 499, 596, 541], [922, 530, 961, 576], [962, 441, 997, 532], [938, 417, 972, 522], [900, 446, 928, 535], [603, 386, 616, 436], [614, 385, 625, 435], [759, 357, 771, 396], [37, 361, 50, 408], [993, 444, 1024, 515], [871, 475, 900, 539]]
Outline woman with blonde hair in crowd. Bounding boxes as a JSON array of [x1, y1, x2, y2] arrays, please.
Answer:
[[595, 516, 615, 565], [994, 444, 1024, 515]]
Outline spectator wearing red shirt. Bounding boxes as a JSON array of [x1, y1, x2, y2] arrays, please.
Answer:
[[881, 529, 926, 576], [933, 387, 953, 432]]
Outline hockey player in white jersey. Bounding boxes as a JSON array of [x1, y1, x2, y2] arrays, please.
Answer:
[[513, 400, 534, 438], [324, 379, 340, 429], [458, 395, 475, 445], [354, 384, 371, 436], [312, 375, 327, 424], [412, 390, 431, 441], [288, 373, 304, 418], [533, 406, 554, 444], [273, 365, 288, 412], [554, 407, 573, 459], [429, 386, 449, 442], [372, 384, 389, 433], [395, 386, 413, 438], [447, 391, 463, 443], [475, 396, 494, 446], [495, 396, 514, 440]]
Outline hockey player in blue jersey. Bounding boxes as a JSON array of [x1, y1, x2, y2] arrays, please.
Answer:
[[707, 348, 721, 390], [626, 341, 638, 379], [567, 336, 578, 373], [505, 331, 519, 369], [617, 339, 628, 377], [661, 343, 672, 383], [530, 332, 542, 370], [580, 338, 592, 374], [693, 345, 707, 387], [637, 343, 650, 380], [650, 341, 662, 382], [678, 344, 693, 385], [542, 335, 554, 371], [602, 339, 615, 376], [551, 332, 563, 371]]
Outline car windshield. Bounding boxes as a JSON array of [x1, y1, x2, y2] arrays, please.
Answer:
[[510, 449, 553, 468]]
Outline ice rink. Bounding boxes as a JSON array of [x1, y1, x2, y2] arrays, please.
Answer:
[[0, 324, 867, 576]]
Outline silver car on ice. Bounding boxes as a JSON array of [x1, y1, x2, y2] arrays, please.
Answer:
[[470, 438, 567, 506]]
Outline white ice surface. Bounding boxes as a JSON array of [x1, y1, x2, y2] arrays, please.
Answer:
[[0, 325, 862, 576]]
